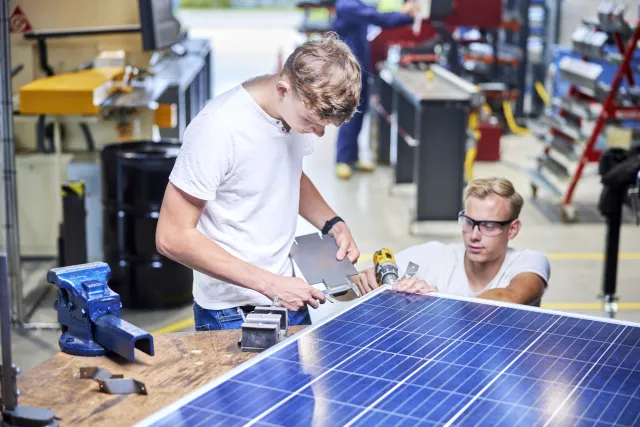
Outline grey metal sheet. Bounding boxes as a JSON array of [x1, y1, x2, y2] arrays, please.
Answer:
[[289, 233, 358, 295]]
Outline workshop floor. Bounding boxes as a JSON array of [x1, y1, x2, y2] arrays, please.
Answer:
[[8, 9, 640, 374]]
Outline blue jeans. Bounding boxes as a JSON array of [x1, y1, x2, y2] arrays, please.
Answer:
[[193, 302, 312, 331]]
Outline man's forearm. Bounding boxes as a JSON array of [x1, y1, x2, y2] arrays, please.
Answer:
[[477, 288, 522, 304], [299, 172, 337, 230], [158, 229, 277, 299]]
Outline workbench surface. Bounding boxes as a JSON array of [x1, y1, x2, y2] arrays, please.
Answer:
[[18, 327, 306, 427], [379, 66, 477, 106]]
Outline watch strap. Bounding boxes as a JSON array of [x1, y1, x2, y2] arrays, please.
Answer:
[[321, 216, 344, 235]]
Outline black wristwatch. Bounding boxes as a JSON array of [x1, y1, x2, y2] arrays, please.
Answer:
[[322, 216, 344, 235]]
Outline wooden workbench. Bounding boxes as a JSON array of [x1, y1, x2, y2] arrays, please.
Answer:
[[17, 326, 306, 426]]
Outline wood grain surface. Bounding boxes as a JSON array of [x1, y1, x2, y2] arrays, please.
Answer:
[[17, 327, 307, 427]]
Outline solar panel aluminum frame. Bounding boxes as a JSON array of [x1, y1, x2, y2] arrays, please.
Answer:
[[133, 287, 640, 427]]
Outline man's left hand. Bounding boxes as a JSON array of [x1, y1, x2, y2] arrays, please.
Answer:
[[329, 222, 360, 263], [394, 277, 438, 294]]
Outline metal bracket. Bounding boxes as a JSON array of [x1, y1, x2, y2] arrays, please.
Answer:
[[78, 367, 123, 382], [96, 378, 147, 396], [403, 262, 419, 278], [77, 367, 147, 395]]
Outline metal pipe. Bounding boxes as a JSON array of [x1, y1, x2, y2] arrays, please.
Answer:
[[1, 0, 24, 324], [0, 254, 17, 410], [603, 204, 622, 300], [515, 0, 531, 118]]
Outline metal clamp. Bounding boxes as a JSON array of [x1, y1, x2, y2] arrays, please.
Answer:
[[239, 306, 289, 353], [47, 262, 155, 362]]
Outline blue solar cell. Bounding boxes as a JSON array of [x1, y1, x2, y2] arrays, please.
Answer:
[[517, 408, 546, 425], [616, 396, 640, 425], [600, 394, 633, 424], [620, 370, 640, 396], [147, 405, 202, 427], [621, 326, 640, 347], [349, 409, 437, 427], [136, 290, 640, 427], [456, 398, 494, 426], [261, 394, 361, 426], [398, 313, 455, 335], [486, 402, 524, 426], [369, 329, 422, 353]]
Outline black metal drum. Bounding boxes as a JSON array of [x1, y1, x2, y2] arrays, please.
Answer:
[[101, 141, 192, 309]]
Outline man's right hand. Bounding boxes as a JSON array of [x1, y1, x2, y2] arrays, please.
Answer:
[[268, 276, 326, 311]]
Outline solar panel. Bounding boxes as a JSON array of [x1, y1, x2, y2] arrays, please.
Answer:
[[135, 289, 640, 427]]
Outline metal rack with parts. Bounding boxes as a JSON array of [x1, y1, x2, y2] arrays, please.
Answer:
[[527, 3, 640, 222]]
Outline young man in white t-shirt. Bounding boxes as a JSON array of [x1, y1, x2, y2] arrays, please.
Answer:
[[355, 177, 550, 306], [156, 34, 364, 330]]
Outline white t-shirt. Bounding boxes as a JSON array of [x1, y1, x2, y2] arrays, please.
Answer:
[[168, 85, 315, 310], [395, 242, 550, 306]]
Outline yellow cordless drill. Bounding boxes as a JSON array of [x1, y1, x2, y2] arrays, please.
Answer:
[[373, 248, 399, 286]]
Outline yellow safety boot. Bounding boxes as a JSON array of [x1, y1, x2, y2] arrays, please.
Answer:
[[355, 160, 375, 172], [336, 163, 352, 179]]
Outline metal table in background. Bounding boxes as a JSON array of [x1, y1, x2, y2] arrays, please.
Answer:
[[373, 64, 481, 225], [151, 39, 213, 141]]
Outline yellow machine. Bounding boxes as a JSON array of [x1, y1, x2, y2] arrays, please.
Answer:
[[19, 67, 125, 116]]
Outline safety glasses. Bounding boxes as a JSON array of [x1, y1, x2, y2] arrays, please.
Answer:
[[458, 210, 514, 237]]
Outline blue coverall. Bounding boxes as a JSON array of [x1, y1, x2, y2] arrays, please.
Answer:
[[332, 0, 413, 165]]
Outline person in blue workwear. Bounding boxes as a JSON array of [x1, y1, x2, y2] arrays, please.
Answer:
[[332, 0, 417, 179]]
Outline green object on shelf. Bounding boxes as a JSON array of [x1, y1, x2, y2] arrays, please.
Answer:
[[308, 8, 330, 20], [377, 0, 403, 12]]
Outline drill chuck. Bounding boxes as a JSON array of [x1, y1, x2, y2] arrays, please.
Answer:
[[374, 248, 399, 286]]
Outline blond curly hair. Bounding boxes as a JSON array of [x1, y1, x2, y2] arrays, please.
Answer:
[[280, 33, 362, 126]]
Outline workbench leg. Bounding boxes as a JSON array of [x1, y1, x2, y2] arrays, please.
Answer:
[[393, 91, 415, 184], [375, 76, 393, 165], [415, 102, 468, 221]]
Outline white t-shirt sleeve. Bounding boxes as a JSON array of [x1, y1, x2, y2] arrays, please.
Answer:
[[394, 242, 448, 282], [169, 114, 234, 201], [505, 250, 551, 288]]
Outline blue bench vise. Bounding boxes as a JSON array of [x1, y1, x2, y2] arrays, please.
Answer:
[[48, 262, 155, 361]]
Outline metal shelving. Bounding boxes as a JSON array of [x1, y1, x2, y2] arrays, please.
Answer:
[[528, 4, 640, 222]]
